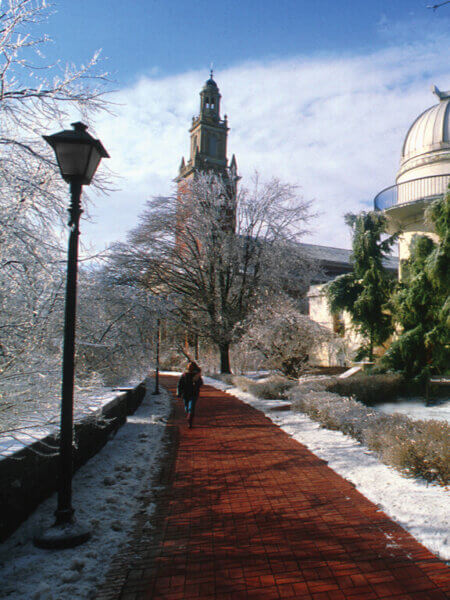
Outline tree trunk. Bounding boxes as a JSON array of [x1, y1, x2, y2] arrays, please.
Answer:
[[194, 334, 199, 361], [369, 327, 374, 362], [219, 342, 231, 374]]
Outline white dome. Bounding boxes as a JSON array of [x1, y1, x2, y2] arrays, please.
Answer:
[[375, 86, 450, 254], [401, 91, 450, 169]]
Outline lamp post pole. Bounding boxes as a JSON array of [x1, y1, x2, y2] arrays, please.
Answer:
[[152, 318, 161, 395], [34, 122, 108, 549], [56, 180, 82, 525]]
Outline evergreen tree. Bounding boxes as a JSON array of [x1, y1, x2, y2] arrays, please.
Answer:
[[383, 193, 450, 380], [326, 212, 397, 361]]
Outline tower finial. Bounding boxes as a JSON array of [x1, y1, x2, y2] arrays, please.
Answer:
[[210, 62, 214, 80], [432, 84, 450, 100]]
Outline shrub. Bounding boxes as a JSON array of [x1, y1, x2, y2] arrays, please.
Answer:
[[290, 388, 379, 442], [239, 297, 334, 378], [289, 386, 450, 485], [364, 417, 450, 485], [326, 373, 407, 405], [232, 375, 296, 399], [212, 373, 235, 385]]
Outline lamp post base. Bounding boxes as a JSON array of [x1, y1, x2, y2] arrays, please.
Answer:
[[33, 520, 91, 550]]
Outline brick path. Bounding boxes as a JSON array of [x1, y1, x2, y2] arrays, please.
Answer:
[[97, 375, 450, 599]]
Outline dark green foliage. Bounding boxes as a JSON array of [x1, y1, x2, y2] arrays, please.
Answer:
[[383, 193, 450, 381], [326, 211, 397, 361], [425, 191, 450, 291]]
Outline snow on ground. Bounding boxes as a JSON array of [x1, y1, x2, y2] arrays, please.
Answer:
[[375, 398, 450, 423], [1, 374, 448, 599], [204, 376, 450, 562], [0, 379, 172, 600], [0, 380, 145, 459]]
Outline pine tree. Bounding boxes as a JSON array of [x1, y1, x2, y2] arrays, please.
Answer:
[[383, 193, 449, 380], [326, 212, 397, 361]]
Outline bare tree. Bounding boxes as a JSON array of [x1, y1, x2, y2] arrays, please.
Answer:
[[75, 270, 162, 385], [108, 172, 315, 373], [239, 296, 335, 378], [0, 0, 110, 443]]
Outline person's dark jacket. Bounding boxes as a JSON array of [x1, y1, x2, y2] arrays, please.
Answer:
[[177, 372, 203, 400]]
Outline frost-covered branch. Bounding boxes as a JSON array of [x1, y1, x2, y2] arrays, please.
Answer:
[[107, 171, 316, 373], [0, 0, 113, 448]]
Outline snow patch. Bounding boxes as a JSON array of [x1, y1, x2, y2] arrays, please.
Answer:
[[0, 380, 172, 599]]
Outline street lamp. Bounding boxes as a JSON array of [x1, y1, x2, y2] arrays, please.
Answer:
[[34, 122, 109, 549], [152, 318, 161, 395]]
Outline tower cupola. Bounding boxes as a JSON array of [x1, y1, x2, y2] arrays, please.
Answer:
[[200, 72, 221, 120], [177, 72, 237, 183]]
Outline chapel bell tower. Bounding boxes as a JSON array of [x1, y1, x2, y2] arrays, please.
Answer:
[[177, 72, 238, 186]]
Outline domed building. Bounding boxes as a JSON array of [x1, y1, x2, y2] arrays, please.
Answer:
[[374, 85, 450, 275]]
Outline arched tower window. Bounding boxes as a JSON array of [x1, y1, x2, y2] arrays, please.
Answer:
[[204, 97, 216, 110], [208, 134, 217, 157]]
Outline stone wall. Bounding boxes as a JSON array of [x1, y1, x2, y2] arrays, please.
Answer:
[[0, 383, 146, 542]]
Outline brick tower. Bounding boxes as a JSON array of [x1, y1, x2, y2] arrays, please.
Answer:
[[176, 74, 239, 359], [176, 72, 238, 191]]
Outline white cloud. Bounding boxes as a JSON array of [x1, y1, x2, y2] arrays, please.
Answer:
[[84, 36, 450, 251]]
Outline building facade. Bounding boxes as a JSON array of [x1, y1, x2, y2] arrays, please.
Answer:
[[175, 74, 238, 359], [374, 86, 450, 274], [176, 73, 238, 189], [305, 246, 398, 366]]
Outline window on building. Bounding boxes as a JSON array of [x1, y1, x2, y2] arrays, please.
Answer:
[[208, 134, 217, 157], [332, 313, 345, 337]]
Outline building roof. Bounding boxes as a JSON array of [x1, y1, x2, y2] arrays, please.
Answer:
[[203, 71, 219, 90], [401, 87, 450, 165], [300, 243, 353, 266], [299, 242, 399, 281]]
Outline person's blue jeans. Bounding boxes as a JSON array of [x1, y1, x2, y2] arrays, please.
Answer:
[[184, 396, 197, 416]]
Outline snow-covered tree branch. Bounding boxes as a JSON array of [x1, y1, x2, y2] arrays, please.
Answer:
[[0, 0, 112, 444], [107, 172, 316, 373], [238, 296, 335, 378]]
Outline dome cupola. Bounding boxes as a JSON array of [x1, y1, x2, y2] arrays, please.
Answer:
[[398, 86, 450, 179], [203, 74, 218, 90], [373, 85, 450, 272], [200, 70, 221, 120]]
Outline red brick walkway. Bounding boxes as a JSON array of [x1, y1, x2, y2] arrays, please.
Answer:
[[99, 376, 450, 599]]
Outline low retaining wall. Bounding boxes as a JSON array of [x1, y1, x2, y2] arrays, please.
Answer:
[[0, 382, 146, 542]]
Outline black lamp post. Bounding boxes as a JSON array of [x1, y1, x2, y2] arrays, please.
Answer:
[[152, 318, 161, 395], [34, 122, 109, 549]]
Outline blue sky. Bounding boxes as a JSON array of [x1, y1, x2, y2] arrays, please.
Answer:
[[36, 1, 450, 250], [45, 0, 450, 85], [45, 1, 447, 86]]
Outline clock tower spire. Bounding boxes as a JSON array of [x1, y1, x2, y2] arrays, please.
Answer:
[[177, 73, 238, 186]]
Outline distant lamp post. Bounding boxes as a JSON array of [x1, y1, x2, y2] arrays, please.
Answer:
[[152, 318, 161, 395], [34, 122, 109, 549]]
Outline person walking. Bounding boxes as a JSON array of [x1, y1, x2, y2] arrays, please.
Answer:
[[177, 361, 203, 428]]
